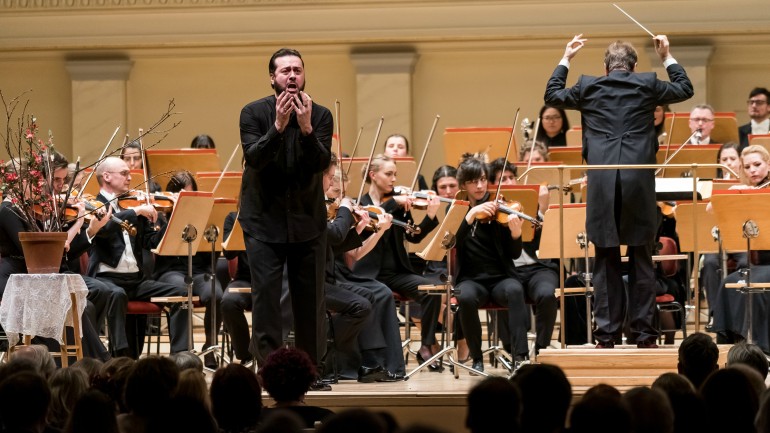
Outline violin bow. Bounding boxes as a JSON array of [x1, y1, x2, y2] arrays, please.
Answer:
[[409, 114, 440, 193], [77, 125, 121, 200], [495, 108, 521, 200], [356, 117, 384, 205], [344, 127, 364, 180], [523, 116, 541, 185], [211, 142, 241, 197], [138, 128, 152, 205]]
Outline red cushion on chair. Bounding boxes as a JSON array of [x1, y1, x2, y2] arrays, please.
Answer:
[[658, 236, 679, 277], [126, 301, 163, 315], [655, 294, 676, 304]]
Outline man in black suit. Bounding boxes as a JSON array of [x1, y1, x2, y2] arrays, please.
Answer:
[[738, 87, 770, 149], [88, 156, 190, 357], [238, 48, 333, 371], [545, 34, 694, 348]]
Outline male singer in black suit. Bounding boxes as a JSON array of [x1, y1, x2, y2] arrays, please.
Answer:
[[545, 34, 693, 348], [239, 48, 333, 371]]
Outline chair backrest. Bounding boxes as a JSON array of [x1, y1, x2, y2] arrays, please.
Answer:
[[658, 236, 679, 277]]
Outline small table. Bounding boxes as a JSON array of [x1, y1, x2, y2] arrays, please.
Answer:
[[0, 273, 88, 349]]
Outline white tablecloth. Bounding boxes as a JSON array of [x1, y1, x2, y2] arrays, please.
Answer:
[[0, 273, 88, 346]]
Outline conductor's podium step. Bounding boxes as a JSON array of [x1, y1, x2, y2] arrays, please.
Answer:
[[536, 345, 730, 391]]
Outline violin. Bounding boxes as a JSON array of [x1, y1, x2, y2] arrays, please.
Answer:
[[658, 201, 676, 217], [117, 191, 176, 213], [475, 198, 542, 228], [66, 190, 137, 235], [364, 205, 420, 235], [393, 187, 453, 209]]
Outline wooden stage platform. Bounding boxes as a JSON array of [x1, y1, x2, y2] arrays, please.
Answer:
[[294, 344, 732, 433]]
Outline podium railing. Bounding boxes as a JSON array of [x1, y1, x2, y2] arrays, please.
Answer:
[[517, 163, 739, 348]]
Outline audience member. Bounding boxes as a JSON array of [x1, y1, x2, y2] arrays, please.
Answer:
[[569, 384, 630, 433], [621, 387, 674, 433], [317, 408, 387, 433], [511, 363, 570, 433], [677, 332, 719, 389], [257, 411, 305, 433], [48, 367, 90, 431], [651, 373, 707, 433], [756, 389, 770, 433], [119, 356, 180, 433], [727, 341, 769, 379], [175, 368, 210, 410], [700, 367, 760, 433], [147, 395, 218, 433], [730, 363, 767, 398], [210, 364, 263, 433], [64, 390, 119, 433], [259, 347, 335, 428], [11, 344, 57, 379], [70, 357, 104, 386], [92, 356, 135, 414], [466, 377, 521, 433], [167, 350, 204, 373], [0, 371, 51, 433]]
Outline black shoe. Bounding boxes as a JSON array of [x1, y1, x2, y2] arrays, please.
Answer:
[[470, 359, 484, 375], [357, 365, 388, 383], [309, 379, 332, 391], [204, 352, 218, 370], [377, 370, 403, 382], [637, 339, 659, 349], [595, 341, 615, 349], [320, 374, 339, 385], [416, 351, 444, 372]]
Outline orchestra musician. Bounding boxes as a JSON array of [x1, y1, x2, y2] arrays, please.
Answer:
[[351, 154, 443, 370], [687, 104, 716, 145], [382, 133, 429, 191], [713, 145, 770, 351], [535, 105, 570, 148], [545, 34, 694, 348], [454, 156, 525, 373], [738, 87, 770, 150], [120, 140, 161, 193], [87, 156, 190, 358], [519, 142, 549, 164], [238, 48, 333, 379]]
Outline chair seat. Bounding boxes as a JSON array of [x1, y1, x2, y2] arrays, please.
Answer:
[[655, 294, 676, 304], [126, 301, 163, 315]]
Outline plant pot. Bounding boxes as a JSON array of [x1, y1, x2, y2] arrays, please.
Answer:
[[18, 231, 67, 274]]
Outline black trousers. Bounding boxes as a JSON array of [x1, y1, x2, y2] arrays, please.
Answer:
[[157, 271, 223, 349], [95, 272, 190, 354], [324, 282, 372, 379], [377, 271, 441, 346], [245, 234, 326, 365], [593, 245, 657, 344]]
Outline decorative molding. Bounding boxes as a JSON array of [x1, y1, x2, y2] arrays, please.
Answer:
[[65, 58, 133, 80], [350, 50, 418, 75]]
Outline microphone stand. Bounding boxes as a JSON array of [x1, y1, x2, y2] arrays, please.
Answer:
[[654, 129, 702, 176], [181, 224, 198, 351], [199, 224, 227, 370]]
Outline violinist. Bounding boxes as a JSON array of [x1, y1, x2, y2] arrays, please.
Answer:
[[325, 154, 405, 381], [87, 156, 190, 358], [383, 133, 429, 191], [454, 156, 525, 374], [519, 141, 549, 164], [716, 142, 742, 180], [147, 170, 223, 369], [120, 140, 161, 193], [0, 152, 111, 360], [713, 145, 770, 351], [489, 156, 558, 358], [351, 154, 443, 370]]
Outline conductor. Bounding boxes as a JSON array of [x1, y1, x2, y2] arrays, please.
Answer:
[[544, 34, 693, 348]]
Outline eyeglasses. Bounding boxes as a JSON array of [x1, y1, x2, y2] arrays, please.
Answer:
[[690, 117, 714, 123], [107, 170, 131, 177], [748, 99, 768, 106], [542, 115, 562, 121], [122, 155, 142, 162]]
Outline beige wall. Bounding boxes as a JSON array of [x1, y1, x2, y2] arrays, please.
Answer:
[[2, 1, 770, 181]]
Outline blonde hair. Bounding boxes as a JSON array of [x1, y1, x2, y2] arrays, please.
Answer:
[[362, 153, 393, 184], [740, 145, 770, 185], [519, 141, 550, 162]]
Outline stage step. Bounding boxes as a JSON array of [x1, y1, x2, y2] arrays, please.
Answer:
[[536, 345, 730, 389]]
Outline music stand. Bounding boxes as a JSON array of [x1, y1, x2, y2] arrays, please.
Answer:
[[196, 172, 243, 200], [710, 190, 770, 344], [663, 112, 739, 144], [676, 201, 720, 316], [404, 200, 469, 379], [539, 204, 596, 346], [195, 198, 237, 369], [151, 191, 215, 351], [145, 149, 221, 187], [655, 145, 720, 178], [442, 127, 514, 166]]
